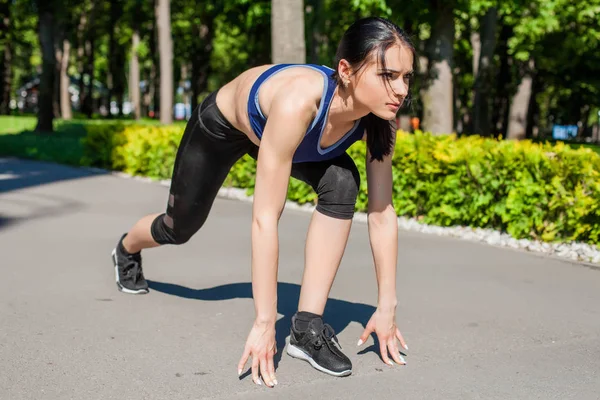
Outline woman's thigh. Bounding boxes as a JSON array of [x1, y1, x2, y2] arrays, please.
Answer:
[[290, 153, 361, 220], [161, 93, 256, 242]]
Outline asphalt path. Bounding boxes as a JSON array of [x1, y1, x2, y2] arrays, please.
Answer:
[[1, 157, 599, 400]]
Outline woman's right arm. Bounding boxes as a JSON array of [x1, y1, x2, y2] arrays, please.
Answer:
[[237, 82, 317, 387]]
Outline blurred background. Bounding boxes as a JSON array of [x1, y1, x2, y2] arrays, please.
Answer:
[[0, 0, 598, 146]]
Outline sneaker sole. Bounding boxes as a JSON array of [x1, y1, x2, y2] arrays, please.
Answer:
[[111, 248, 149, 295], [286, 344, 352, 377]]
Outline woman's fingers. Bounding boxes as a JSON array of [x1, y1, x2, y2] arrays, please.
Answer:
[[379, 337, 394, 366], [388, 338, 406, 365], [267, 352, 277, 386], [260, 357, 273, 387], [396, 327, 408, 351], [357, 325, 373, 346], [237, 347, 250, 376], [251, 353, 261, 385]]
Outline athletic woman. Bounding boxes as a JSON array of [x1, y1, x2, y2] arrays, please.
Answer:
[[111, 16, 414, 387]]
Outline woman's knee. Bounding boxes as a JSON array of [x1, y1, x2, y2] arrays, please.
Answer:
[[315, 163, 361, 220], [150, 213, 199, 245]]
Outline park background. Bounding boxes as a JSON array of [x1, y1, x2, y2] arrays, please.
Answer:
[[0, 0, 599, 253]]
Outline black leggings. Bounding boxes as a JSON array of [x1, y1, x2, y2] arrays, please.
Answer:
[[151, 91, 361, 245]]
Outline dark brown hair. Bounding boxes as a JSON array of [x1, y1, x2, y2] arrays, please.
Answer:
[[332, 17, 416, 162]]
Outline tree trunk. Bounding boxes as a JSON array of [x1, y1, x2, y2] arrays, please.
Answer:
[[0, 42, 10, 114], [60, 38, 72, 119], [492, 21, 512, 136], [0, 0, 11, 115], [107, 0, 117, 117], [421, 2, 455, 135], [129, 29, 141, 119], [471, 7, 498, 136], [525, 74, 540, 139], [156, 0, 172, 123], [147, 14, 158, 117], [591, 121, 600, 144], [471, 31, 480, 77], [507, 58, 535, 140], [271, 0, 306, 63], [54, 34, 62, 118], [191, 16, 214, 112], [36, 2, 56, 132], [307, 0, 323, 64], [83, 2, 96, 118], [180, 63, 190, 118], [85, 34, 95, 118], [580, 105, 591, 138], [76, 12, 86, 114]]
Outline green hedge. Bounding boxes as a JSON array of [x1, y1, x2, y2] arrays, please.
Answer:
[[78, 124, 600, 246], [3, 121, 598, 246]]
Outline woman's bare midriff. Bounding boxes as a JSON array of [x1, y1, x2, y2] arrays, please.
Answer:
[[215, 64, 346, 148]]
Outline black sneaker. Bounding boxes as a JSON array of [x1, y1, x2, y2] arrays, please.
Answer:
[[111, 234, 149, 294], [286, 316, 352, 377]]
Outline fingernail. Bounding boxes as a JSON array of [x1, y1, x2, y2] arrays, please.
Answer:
[[357, 339, 363, 346], [238, 369, 242, 376], [404, 344, 409, 350], [274, 379, 278, 385], [256, 380, 262, 386], [399, 355, 406, 364], [388, 361, 394, 366]]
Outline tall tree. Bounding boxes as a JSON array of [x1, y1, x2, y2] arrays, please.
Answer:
[[156, 0, 173, 124], [59, 35, 72, 119], [82, 0, 97, 118], [507, 58, 535, 140], [129, 29, 141, 119], [471, 6, 497, 136], [0, 0, 11, 114], [35, 0, 57, 132], [491, 21, 512, 136], [126, 0, 143, 120], [271, 0, 306, 63], [420, 0, 456, 135]]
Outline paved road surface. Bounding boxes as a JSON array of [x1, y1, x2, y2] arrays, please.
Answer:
[[1, 157, 599, 400]]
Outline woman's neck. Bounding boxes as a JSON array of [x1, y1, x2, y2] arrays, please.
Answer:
[[328, 86, 369, 125]]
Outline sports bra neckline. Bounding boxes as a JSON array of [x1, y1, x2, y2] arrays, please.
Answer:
[[247, 63, 364, 163]]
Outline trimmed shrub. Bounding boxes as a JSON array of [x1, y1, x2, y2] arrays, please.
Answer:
[[6, 121, 599, 246]]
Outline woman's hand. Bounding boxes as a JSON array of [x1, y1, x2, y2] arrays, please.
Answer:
[[357, 307, 408, 366], [237, 319, 278, 387]]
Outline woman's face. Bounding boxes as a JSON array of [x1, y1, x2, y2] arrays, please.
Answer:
[[348, 43, 414, 121]]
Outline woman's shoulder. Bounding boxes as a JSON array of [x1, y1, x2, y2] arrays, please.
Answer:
[[243, 63, 329, 115]]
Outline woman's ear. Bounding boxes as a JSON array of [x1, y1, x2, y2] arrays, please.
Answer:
[[337, 59, 353, 87]]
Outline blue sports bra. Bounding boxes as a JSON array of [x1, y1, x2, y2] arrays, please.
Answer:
[[247, 64, 364, 163]]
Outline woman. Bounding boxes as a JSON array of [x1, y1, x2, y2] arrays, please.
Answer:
[[111, 16, 414, 387]]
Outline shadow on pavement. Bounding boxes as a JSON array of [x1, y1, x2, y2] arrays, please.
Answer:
[[0, 157, 106, 194], [0, 214, 20, 229], [147, 280, 382, 374], [0, 193, 87, 232]]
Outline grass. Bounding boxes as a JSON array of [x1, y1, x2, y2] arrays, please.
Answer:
[[569, 142, 600, 156], [0, 116, 37, 134], [0, 115, 186, 166], [0, 115, 187, 132], [0, 123, 87, 166]]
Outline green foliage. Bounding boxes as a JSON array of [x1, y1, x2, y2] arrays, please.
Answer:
[[76, 125, 600, 246], [0, 116, 37, 133], [375, 131, 600, 244], [0, 125, 85, 166], [3, 119, 599, 246]]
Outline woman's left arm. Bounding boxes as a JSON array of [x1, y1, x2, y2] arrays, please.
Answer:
[[357, 129, 408, 365], [365, 140, 398, 311]]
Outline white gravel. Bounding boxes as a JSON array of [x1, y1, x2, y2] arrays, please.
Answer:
[[102, 170, 600, 266]]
